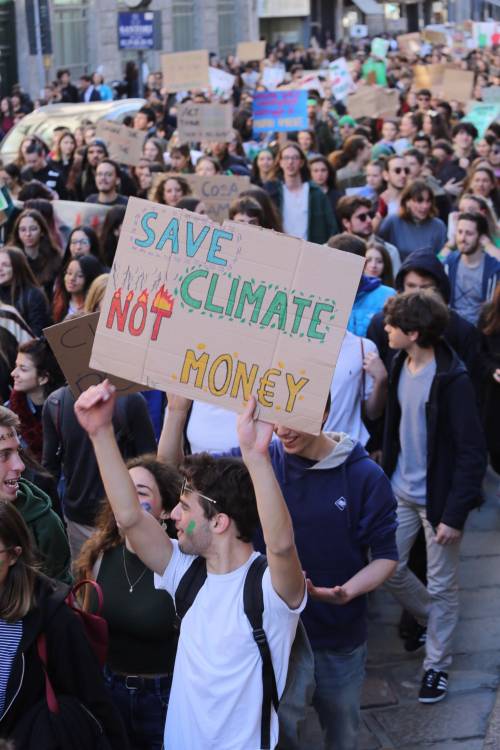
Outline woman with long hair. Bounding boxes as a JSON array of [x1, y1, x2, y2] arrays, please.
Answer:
[[195, 155, 223, 176], [478, 285, 500, 476], [462, 165, 500, 218], [99, 206, 126, 267], [84, 274, 109, 313], [7, 339, 64, 461], [143, 137, 166, 166], [329, 135, 372, 191], [239, 186, 283, 232], [9, 209, 62, 295], [63, 225, 103, 266], [422, 111, 450, 142], [309, 155, 344, 214], [150, 175, 191, 207], [379, 180, 447, 260], [250, 148, 275, 186], [75, 455, 181, 750], [364, 240, 394, 287], [168, 144, 194, 174], [0, 501, 128, 749], [0, 246, 51, 336], [52, 254, 103, 322], [0, 97, 14, 135]]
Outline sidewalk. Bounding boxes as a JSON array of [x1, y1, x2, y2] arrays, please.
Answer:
[[303, 466, 500, 749]]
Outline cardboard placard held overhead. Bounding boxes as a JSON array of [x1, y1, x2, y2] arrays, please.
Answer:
[[412, 63, 446, 93], [261, 66, 286, 89], [441, 68, 474, 102], [52, 200, 113, 246], [253, 90, 308, 134], [422, 29, 447, 45], [154, 173, 250, 224], [209, 66, 236, 96], [177, 102, 233, 143], [397, 33, 422, 56], [90, 198, 364, 434], [482, 86, 500, 103], [161, 49, 210, 92], [44, 313, 146, 398], [463, 102, 500, 137], [329, 57, 356, 101], [237, 40, 266, 62], [95, 121, 146, 166], [346, 86, 398, 119]]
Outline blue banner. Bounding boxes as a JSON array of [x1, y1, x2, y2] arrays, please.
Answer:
[[252, 90, 308, 135], [118, 12, 156, 50]]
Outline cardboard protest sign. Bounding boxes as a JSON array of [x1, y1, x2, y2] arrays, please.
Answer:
[[253, 90, 308, 134], [90, 198, 364, 434], [362, 58, 387, 86], [412, 63, 446, 95], [177, 103, 233, 143], [52, 200, 112, 246], [397, 33, 421, 56], [261, 66, 286, 89], [161, 50, 210, 92], [441, 68, 474, 102], [347, 86, 399, 119], [350, 24, 368, 39], [463, 103, 500, 138], [44, 313, 146, 398], [209, 66, 236, 96], [329, 57, 356, 101], [95, 121, 146, 166], [237, 41, 266, 62], [422, 29, 447, 45], [482, 86, 500, 103], [153, 173, 250, 224], [473, 21, 496, 48]]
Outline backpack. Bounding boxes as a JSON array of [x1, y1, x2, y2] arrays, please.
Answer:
[[175, 554, 315, 750]]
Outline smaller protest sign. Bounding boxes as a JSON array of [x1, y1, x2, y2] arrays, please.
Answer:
[[154, 173, 250, 224], [412, 63, 446, 94], [371, 38, 390, 60], [397, 33, 422, 56], [422, 29, 447, 45], [95, 120, 146, 166], [261, 66, 286, 89], [350, 24, 368, 39], [463, 103, 500, 138], [329, 57, 356, 101], [253, 90, 308, 134], [473, 21, 496, 48], [52, 200, 112, 246], [362, 58, 387, 86], [347, 86, 399, 119], [44, 313, 146, 398], [482, 86, 500, 103], [209, 66, 236, 96], [237, 40, 266, 62], [441, 68, 474, 102], [177, 103, 233, 143], [161, 49, 210, 92]]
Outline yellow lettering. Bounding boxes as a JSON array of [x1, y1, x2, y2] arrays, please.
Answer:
[[257, 368, 280, 408], [230, 360, 259, 400], [285, 373, 310, 413], [208, 353, 233, 396], [179, 349, 209, 388]]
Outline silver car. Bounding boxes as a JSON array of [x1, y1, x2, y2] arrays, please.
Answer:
[[0, 98, 146, 164]]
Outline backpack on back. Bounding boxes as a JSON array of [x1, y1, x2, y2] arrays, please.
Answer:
[[175, 554, 315, 750]]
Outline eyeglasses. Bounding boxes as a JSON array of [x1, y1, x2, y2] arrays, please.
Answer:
[[70, 237, 90, 246], [354, 211, 373, 222], [412, 196, 431, 204], [180, 478, 218, 507], [281, 155, 301, 162], [392, 167, 410, 175]]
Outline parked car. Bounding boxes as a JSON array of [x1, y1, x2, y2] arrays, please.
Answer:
[[0, 98, 146, 164]]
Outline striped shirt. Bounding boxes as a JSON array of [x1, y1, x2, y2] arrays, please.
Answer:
[[0, 619, 23, 717]]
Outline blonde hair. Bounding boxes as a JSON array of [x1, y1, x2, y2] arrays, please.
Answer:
[[84, 273, 109, 313]]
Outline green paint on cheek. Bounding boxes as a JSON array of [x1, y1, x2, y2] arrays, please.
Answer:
[[186, 520, 196, 535]]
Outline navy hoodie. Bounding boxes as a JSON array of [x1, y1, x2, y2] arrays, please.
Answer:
[[226, 434, 398, 650]]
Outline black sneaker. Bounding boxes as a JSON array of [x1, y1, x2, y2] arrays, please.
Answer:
[[419, 669, 448, 703], [404, 624, 427, 652]]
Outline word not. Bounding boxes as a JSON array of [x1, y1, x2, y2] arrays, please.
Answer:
[[106, 286, 174, 340], [135, 213, 232, 267], [179, 348, 309, 413], [179, 269, 335, 341]]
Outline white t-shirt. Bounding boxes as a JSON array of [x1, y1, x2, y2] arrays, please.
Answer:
[[184, 401, 277, 454], [323, 331, 377, 445], [282, 182, 309, 240], [155, 542, 305, 750]]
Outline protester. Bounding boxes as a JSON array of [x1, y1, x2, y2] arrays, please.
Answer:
[[229, 196, 265, 225], [364, 240, 394, 286], [63, 225, 103, 265], [329, 136, 371, 191], [151, 175, 191, 207], [99, 205, 126, 267], [52, 254, 104, 322], [20, 141, 66, 198], [478, 285, 500, 477], [9, 209, 62, 295], [251, 148, 275, 186], [0, 247, 51, 337], [309, 155, 344, 214], [85, 159, 129, 206]]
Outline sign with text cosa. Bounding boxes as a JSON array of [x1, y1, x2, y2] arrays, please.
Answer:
[[253, 90, 308, 135], [177, 103, 233, 143], [90, 198, 364, 434]]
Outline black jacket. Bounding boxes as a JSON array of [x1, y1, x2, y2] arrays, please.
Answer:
[[42, 386, 156, 525], [0, 575, 128, 749], [382, 341, 486, 530], [0, 285, 51, 338], [366, 249, 481, 390]]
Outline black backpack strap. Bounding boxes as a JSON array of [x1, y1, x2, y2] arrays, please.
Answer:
[[244, 555, 279, 750], [174, 556, 208, 627]]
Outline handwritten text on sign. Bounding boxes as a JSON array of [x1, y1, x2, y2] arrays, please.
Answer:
[[90, 198, 363, 433], [252, 90, 308, 134]]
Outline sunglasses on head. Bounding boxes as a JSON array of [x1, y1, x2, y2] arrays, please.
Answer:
[[180, 478, 219, 507]]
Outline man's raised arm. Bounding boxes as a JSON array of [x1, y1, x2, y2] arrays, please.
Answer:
[[74, 381, 172, 575], [157, 394, 192, 467], [237, 397, 305, 610]]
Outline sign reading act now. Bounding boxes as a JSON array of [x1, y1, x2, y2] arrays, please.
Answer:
[[90, 198, 363, 433]]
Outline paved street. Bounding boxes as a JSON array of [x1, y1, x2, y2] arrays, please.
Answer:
[[303, 466, 500, 749]]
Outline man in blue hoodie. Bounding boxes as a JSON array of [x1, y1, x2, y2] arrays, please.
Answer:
[[327, 233, 395, 337], [160, 393, 398, 750]]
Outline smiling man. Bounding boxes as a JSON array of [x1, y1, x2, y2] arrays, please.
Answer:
[[0, 406, 71, 582]]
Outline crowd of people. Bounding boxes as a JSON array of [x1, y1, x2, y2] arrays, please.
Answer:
[[0, 26, 499, 750]]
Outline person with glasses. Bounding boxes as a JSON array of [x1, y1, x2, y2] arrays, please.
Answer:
[[372, 155, 410, 233], [415, 89, 432, 114], [52, 254, 104, 323], [337, 195, 401, 275], [62, 225, 103, 266], [264, 142, 337, 244], [74, 382, 306, 750], [379, 181, 447, 261]]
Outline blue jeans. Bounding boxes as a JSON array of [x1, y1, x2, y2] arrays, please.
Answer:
[[103, 666, 172, 750], [313, 642, 367, 750]]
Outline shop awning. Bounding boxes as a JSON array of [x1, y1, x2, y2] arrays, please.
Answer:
[[351, 0, 384, 15]]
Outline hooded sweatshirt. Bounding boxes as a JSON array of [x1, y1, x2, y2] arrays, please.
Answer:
[[14, 478, 72, 584], [348, 275, 395, 338], [226, 434, 398, 650]]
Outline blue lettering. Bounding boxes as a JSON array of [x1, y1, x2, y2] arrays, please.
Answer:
[[186, 222, 210, 258], [156, 218, 179, 253], [134, 211, 157, 248], [206, 229, 232, 267]]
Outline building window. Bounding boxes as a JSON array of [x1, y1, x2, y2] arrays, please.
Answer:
[[53, 0, 89, 78], [172, 0, 194, 51], [217, 0, 236, 58]]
